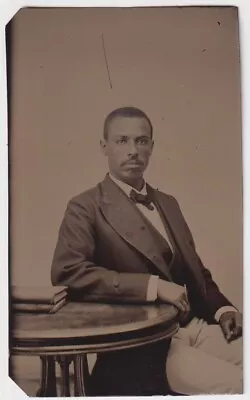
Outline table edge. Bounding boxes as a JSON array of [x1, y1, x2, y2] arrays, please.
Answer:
[[12, 322, 179, 355], [12, 305, 178, 339]]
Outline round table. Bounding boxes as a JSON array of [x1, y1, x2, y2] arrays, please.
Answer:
[[11, 301, 179, 397]]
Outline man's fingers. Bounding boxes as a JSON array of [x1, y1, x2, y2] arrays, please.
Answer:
[[175, 301, 186, 312], [175, 299, 187, 312], [232, 324, 242, 339], [235, 314, 243, 329], [176, 296, 190, 312], [182, 300, 190, 312], [184, 292, 189, 303], [221, 319, 233, 341], [230, 315, 242, 339]]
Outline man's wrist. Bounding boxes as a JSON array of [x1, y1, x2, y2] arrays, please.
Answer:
[[215, 306, 238, 322]]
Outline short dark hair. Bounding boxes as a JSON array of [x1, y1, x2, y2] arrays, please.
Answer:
[[103, 106, 153, 140]]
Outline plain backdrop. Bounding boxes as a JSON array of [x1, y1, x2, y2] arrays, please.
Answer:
[[9, 6, 243, 309]]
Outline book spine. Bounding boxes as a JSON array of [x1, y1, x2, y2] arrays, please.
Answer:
[[49, 298, 67, 314]]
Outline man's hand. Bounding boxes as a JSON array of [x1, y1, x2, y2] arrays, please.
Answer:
[[157, 279, 190, 312], [219, 311, 243, 342]]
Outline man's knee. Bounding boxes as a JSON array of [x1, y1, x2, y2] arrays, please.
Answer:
[[166, 339, 243, 395]]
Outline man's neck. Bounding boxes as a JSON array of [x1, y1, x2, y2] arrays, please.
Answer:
[[109, 173, 145, 191]]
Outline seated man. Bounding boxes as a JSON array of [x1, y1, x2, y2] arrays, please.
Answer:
[[51, 106, 243, 395]]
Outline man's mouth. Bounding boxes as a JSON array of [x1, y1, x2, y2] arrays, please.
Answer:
[[123, 160, 143, 167]]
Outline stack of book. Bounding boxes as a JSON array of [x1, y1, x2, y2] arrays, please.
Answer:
[[11, 285, 68, 314]]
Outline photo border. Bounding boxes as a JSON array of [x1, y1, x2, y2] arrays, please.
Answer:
[[0, 1, 249, 399]]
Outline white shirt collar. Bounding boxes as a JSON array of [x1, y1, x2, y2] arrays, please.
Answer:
[[109, 173, 147, 196]]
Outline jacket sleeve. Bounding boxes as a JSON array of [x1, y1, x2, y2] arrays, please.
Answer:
[[194, 254, 234, 316], [171, 196, 234, 316], [51, 196, 151, 303]]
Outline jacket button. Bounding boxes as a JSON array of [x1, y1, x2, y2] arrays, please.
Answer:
[[140, 226, 146, 230], [113, 275, 120, 293]]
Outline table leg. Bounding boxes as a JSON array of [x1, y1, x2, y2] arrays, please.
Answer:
[[36, 356, 57, 397], [57, 355, 72, 396], [73, 355, 90, 396]]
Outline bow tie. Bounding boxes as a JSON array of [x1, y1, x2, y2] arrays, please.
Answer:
[[130, 189, 154, 210]]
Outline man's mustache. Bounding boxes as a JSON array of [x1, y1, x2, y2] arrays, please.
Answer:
[[121, 158, 144, 166]]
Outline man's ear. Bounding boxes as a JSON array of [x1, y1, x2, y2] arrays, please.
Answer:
[[100, 139, 108, 156]]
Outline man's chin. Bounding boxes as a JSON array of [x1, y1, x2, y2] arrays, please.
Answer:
[[119, 171, 144, 185], [122, 170, 143, 178]]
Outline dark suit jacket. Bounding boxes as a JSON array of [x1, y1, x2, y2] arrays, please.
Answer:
[[51, 174, 233, 323]]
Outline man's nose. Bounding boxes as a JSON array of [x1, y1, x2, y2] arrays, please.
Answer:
[[127, 140, 138, 156]]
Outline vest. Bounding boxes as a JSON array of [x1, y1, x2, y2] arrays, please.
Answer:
[[138, 210, 187, 286], [138, 209, 196, 325]]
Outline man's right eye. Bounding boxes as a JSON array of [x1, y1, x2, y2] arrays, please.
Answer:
[[117, 138, 127, 144]]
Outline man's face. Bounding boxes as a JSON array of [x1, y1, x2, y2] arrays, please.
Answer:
[[101, 116, 154, 184]]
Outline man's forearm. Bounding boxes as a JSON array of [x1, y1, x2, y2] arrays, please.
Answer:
[[52, 260, 152, 303]]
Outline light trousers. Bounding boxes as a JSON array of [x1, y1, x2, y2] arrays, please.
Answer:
[[166, 318, 243, 395]]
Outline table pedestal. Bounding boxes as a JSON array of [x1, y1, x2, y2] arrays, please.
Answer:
[[73, 355, 91, 396], [36, 355, 90, 397], [36, 356, 57, 397]]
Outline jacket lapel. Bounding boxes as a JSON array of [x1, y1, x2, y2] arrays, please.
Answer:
[[150, 187, 206, 296], [99, 176, 172, 281]]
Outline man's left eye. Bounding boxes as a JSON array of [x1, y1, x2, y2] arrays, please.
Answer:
[[137, 138, 148, 145]]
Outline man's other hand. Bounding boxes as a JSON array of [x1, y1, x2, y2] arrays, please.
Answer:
[[219, 311, 243, 342], [157, 279, 190, 312]]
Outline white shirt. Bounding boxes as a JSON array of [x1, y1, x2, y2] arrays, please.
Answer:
[[109, 174, 236, 321]]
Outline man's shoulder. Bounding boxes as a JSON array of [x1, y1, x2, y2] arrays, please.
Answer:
[[67, 182, 102, 208]]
